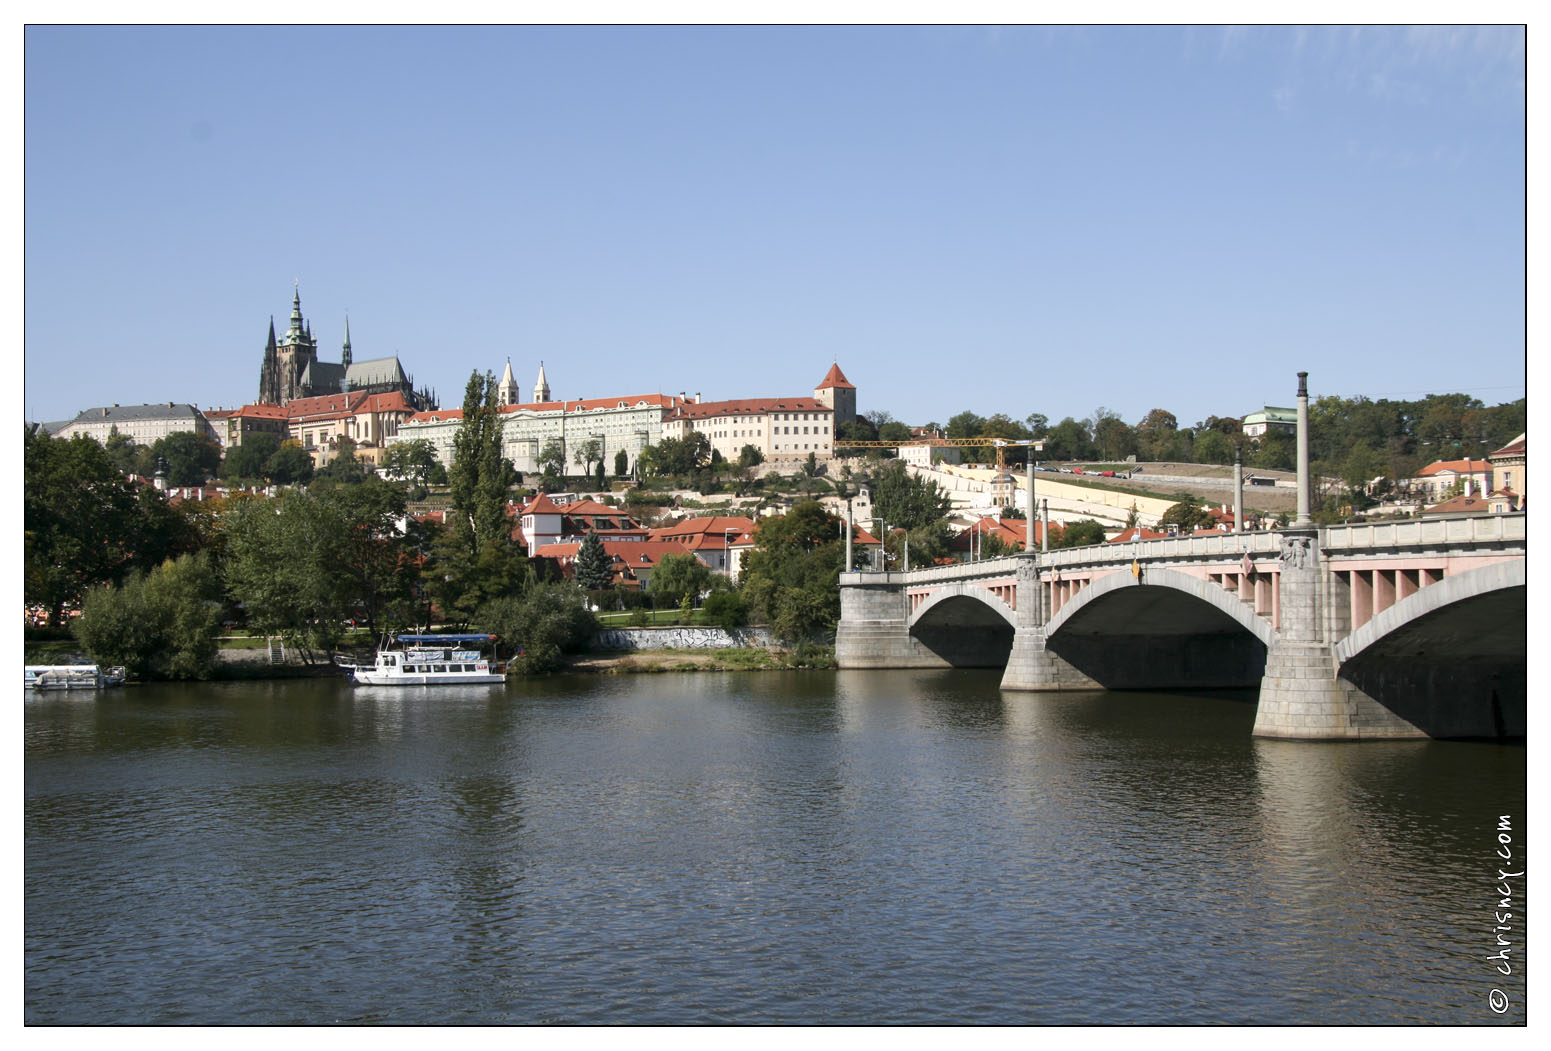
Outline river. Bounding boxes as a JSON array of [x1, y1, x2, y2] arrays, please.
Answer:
[[24, 671, 1526, 1025]]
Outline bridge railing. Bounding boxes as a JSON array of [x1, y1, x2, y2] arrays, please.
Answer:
[[1039, 531, 1281, 572], [1321, 513, 1525, 553]]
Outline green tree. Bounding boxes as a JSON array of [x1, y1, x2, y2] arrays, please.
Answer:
[[572, 437, 604, 478], [103, 427, 141, 475], [1159, 500, 1216, 532], [1043, 417, 1094, 461], [537, 438, 566, 489], [475, 583, 597, 674], [870, 459, 952, 532], [738, 444, 764, 469], [650, 553, 713, 608], [1051, 519, 1107, 548], [265, 442, 315, 485], [740, 501, 844, 643], [74, 552, 223, 680], [221, 432, 282, 483], [315, 438, 368, 485], [25, 431, 146, 626], [433, 371, 526, 622], [380, 438, 439, 491], [573, 531, 615, 591], [614, 447, 630, 477], [946, 411, 986, 440], [837, 418, 878, 444], [220, 490, 352, 661], [696, 590, 749, 629], [147, 431, 223, 487], [320, 478, 421, 636]]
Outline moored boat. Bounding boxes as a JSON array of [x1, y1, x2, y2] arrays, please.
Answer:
[[25, 664, 126, 690], [339, 634, 505, 686]]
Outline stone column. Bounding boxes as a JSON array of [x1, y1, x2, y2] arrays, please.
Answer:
[[1234, 446, 1244, 534], [1295, 370, 1313, 528], [1041, 499, 1049, 552]]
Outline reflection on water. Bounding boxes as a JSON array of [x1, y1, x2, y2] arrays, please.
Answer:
[[25, 672, 1524, 1024]]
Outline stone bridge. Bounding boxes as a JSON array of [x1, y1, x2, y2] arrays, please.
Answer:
[[835, 515, 1525, 740]]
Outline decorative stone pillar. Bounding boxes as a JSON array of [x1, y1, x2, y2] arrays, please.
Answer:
[[1253, 529, 1425, 739], [1295, 371, 1313, 528], [1000, 554, 1104, 691], [1234, 446, 1244, 534]]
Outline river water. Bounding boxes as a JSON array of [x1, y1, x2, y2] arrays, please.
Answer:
[[25, 671, 1525, 1025]]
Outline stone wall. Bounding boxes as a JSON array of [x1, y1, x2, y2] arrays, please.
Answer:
[[593, 626, 777, 651]]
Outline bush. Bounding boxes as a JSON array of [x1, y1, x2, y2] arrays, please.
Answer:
[[475, 582, 598, 675], [73, 552, 223, 680], [696, 590, 749, 629]]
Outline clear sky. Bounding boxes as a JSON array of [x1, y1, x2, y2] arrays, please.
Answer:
[[23, 24, 1527, 431]]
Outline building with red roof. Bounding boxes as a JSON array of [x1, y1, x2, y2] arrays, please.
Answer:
[[661, 365, 856, 464], [1407, 457, 1494, 503]]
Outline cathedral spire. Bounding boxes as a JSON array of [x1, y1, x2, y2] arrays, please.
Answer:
[[533, 361, 551, 403], [498, 357, 519, 406], [342, 315, 352, 368]]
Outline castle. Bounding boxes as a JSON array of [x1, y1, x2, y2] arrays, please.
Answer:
[[257, 286, 435, 410]]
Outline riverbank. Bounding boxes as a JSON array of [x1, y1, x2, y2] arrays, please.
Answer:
[[565, 646, 835, 674]]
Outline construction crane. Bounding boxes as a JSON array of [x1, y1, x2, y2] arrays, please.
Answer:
[[834, 436, 1046, 469]]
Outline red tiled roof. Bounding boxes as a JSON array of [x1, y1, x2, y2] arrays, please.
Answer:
[[1489, 435, 1526, 458], [649, 516, 758, 541], [1416, 458, 1492, 477], [1424, 493, 1495, 514], [284, 391, 369, 418], [816, 363, 854, 390], [1106, 526, 1170, 543], [230, 403, 290, 419], [520, 493, 566, 515], [356, 391, 414, 414], [667, 397, 831, 421], [535, 539, 704, 568]]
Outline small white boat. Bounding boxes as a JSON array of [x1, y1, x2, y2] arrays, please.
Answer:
[[339, 634, 505, 686], [25, 664, 126, 690]]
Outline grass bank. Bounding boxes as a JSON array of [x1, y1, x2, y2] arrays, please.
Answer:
[[566, 646, 835, 674]]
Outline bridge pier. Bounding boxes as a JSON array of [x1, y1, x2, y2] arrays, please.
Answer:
[[1252, 641, 1427, 739], [1000, 629, 1104, 690], [835, 573, 952, 668]]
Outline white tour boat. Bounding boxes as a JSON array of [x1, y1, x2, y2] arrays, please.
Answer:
[[25, 663, 126, 690], [340, 634, 505, 686]]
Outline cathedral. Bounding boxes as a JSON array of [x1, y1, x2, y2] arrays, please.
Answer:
[[257, 286, 436, 409]]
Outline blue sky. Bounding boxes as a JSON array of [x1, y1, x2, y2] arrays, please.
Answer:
[[23, 25, 1527, 431]]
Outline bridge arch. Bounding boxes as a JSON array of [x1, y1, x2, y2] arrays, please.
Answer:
[[1332, 560, 1525, 740], [1335, 560, 1525, 665], [907, 582, 1017, 632], [906, 581, 1019, 667], [1045, 566, 1275, 649]]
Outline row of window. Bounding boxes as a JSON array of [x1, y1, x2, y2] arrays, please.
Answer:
[[403, 664, 484, 674]]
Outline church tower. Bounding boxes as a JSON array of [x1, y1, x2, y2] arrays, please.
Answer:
[[533, 361, 551, 403], [497, 358, 520, 406], [341, 316, 353, 369]]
